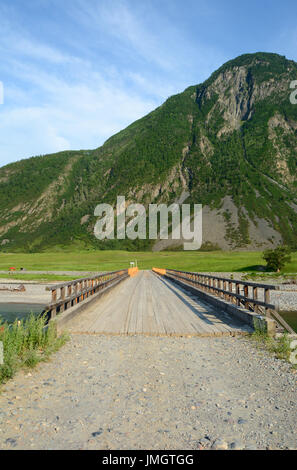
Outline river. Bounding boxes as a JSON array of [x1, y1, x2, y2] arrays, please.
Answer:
[[0, 303, 46, 324], [279, 311, 297, 333]]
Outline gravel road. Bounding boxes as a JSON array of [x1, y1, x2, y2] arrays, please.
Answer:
[[0, 283, 52, 304], [0, 334, 296, 450]]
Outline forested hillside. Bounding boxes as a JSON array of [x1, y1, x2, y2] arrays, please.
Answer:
[[0, 52, 296, 252]]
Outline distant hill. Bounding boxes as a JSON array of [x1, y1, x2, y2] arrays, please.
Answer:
[[0, 52, 296, 252]]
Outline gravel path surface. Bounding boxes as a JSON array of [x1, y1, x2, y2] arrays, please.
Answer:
[[0, 271, 98, 276], [0, 284, 52, 304], [0, 334, 296, 450], [272, 291, 297, 311]]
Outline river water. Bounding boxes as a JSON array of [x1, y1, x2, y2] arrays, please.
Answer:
[[279, 311, 297, 333], [0, 303, 46, 324]]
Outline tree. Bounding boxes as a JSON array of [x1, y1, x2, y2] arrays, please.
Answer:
[[263, 245, 291, 272]]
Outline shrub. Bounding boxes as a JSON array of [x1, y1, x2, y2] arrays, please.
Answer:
[[263, 245, 292, 272], [0, 314, 68, 384]]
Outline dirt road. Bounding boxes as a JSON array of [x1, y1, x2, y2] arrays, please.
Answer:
[[0, 333, 296, 450]]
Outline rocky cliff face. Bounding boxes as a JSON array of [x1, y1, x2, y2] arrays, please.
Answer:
[[0, 52, 296, 251]]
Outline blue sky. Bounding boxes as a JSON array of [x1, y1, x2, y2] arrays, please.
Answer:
[[0, 0, 296, 166]]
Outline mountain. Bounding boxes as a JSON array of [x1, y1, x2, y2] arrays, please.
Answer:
[[0, 52, 297, 252]]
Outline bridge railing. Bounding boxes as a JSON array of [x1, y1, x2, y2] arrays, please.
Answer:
[[153, 268, 295, 334], [44, 270, 129, 320]]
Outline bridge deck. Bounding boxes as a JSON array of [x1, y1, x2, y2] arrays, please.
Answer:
[[68, 271, 253, 336]]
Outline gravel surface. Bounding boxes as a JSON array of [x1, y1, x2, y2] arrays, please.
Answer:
[[0, 334, 296, 450], [0, 271, 98, 276], [272, 291, 297, 311], [0, 284, 52, 304]]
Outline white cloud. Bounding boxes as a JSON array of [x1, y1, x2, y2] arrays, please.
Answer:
[[0, 73, 158, 165], [0, 0, 227, 166], [0, 17, 160, 165], [71, 0, 225, 76]]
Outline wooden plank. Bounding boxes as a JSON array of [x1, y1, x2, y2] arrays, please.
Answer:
[[68, 271, 252, 336], [155, 273, 195, 335], [141, 272, 156, 334], [122, 274, 143, 334], [147, 272, 167, 335], [155, 274, 236, 336], [160, 277, 238, 336], [158, 277, 213, 335]]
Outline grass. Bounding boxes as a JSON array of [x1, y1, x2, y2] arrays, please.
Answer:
[[0, 313, 68, 385], [0, 250, 296, 274], [249, 328, 297, 367]]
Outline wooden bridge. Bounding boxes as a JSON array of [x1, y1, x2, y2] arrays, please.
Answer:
[[44, 268, 294, 337]]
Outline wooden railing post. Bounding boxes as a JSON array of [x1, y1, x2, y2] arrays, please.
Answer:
[[264, 288, 271, 317], [244, 284, 249, 308], [67, 284, 72, 298], [223, 280, 227, 300], [236, 282, 240, 306], [60, 287, 65, 300], [52, 289, 57, 303], [228, 281, 232, 302], [253, 286, 258, 312], [60, 286, 65, 312], [50, 307, 57, 319]]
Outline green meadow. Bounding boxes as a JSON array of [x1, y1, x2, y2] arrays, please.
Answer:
[[0, 250, 296, 277]]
